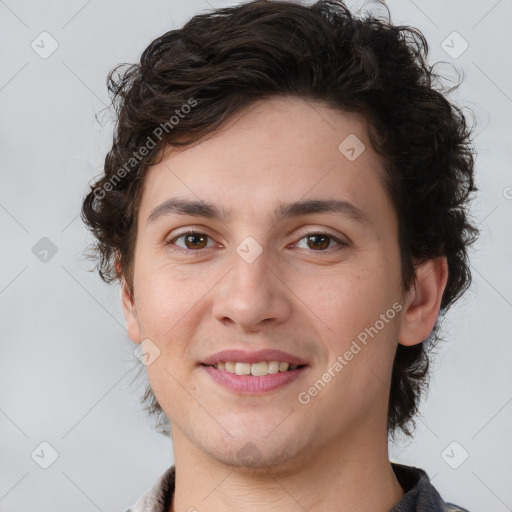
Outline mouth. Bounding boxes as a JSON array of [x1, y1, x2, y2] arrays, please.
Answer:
[[199, 349, 310, 393], [201, 361, 307, 376], [200, 361, 310, 394]]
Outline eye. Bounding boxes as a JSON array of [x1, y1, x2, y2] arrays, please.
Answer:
[[294, 231, 346, 252], [167, 231, 218, 252], [165, 229, 347, 254]]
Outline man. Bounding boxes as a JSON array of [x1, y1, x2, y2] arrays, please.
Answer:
[[81, 1, 478, 510]]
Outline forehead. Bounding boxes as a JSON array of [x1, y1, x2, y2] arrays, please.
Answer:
[[138, 96, 392, 226]]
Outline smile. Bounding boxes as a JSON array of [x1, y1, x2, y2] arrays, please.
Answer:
[[206, 361, 303, 376], [201, 363, 309, 394]]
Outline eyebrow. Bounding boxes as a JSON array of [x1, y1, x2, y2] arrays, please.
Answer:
[[146, 197, 368, 225]]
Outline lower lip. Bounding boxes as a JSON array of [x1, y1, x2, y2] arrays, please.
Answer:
[[202, 365, 308, 394]]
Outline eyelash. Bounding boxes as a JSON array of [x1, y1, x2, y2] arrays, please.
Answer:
[[165, 230, 347, 254]]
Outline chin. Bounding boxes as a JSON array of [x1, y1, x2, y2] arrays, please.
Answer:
[[204, 435, 307, 474]]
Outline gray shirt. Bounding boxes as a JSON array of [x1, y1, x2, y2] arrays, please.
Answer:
[[125, 463, 471, 512]]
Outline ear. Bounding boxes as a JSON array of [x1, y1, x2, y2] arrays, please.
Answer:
[[119, 272, 142, 345], [398, 256, 448, 347]]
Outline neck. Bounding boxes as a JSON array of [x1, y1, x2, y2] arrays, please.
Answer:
[[169, 423, 404, 512]]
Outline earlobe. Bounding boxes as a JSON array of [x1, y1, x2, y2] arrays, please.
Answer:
[[120, 277, 142, 344], [397, 256, 448, 347]]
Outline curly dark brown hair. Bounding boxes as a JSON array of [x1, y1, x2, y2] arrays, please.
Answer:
[[81, 0, 478, 437]]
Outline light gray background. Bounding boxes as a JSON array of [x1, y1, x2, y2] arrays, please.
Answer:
[[1, 0, 511, 510]]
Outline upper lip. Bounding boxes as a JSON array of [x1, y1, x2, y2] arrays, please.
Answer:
[[202, 349, 309, 366]]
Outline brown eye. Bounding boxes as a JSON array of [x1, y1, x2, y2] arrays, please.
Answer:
[[295, 231, 344, 252], [306, 234, 331, 250], [168, 231, 214, 251], [183, 233, 208, 249]]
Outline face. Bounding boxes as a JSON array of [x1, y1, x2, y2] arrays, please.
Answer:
[[122, 96, 408, 471]]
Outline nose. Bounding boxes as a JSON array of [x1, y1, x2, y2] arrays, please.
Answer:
[[211, 245, 292, 331]]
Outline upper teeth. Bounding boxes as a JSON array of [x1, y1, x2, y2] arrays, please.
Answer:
[[215, 361, 299, 376]]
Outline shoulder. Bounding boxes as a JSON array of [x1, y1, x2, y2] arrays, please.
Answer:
[[445, 505, 471, 512], [390, 463, 472, 512], [124, 465, 176, 512]]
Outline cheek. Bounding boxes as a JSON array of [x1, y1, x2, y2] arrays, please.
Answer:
[[134, 265, 196, 336], [306, 265, 401, 374], [306, 265, 387, 327]]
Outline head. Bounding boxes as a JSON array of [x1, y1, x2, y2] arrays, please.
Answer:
[[81, 0, 478, 453]]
